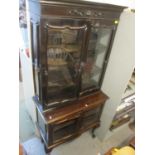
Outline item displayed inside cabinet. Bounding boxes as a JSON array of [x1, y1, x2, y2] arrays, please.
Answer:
[[47, 28, 82, 67]]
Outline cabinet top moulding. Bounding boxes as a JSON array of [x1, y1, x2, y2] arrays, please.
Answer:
[[31, 0, 126, 11], [28, 0, 126, 19]]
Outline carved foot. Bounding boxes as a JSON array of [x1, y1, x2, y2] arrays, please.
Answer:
[[92, 128, 96, 138]]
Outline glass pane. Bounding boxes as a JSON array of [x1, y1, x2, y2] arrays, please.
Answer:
[[46, 19, 85, 103], [53, 122, 76, 142], [81, 114, 98, 129], [81, 27, 112, 92]]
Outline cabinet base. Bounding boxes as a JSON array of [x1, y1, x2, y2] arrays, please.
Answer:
[[91, 128, 96, 138]]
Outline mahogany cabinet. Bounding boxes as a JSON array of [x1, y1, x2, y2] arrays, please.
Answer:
[[27, 0, 125, 153]]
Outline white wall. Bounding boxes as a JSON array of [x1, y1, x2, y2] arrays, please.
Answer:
[[20, 49, 36, 123], [83, 0, 135, 9], [19, 0, 37, 123], [95, 10, 135, 140]]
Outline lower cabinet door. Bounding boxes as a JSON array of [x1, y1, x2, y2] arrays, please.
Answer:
[[81, 106, 101, 129], [48, 118, 79, 145]]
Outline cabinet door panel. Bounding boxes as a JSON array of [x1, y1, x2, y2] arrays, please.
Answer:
[[80, 21, 115, 96], [40, 18, 88, 106], [52, 118, 78, 143]]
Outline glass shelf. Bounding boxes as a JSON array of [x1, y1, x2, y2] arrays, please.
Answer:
[[47, 29, 78, 45]]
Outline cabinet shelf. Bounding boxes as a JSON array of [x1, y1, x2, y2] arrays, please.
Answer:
[[48, 81, 75, 88], [47, 44, 81, 53], [47, 44, 81, 67], [48, 59, 67, 66]]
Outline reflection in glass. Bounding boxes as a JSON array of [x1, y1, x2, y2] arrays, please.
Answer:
[[46, 20, 85, 103]]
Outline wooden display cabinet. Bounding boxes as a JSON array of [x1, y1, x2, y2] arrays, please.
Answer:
[[27, 0, 125, 153]]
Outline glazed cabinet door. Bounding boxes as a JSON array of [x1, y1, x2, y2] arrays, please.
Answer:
[[47, 115, 80, 145], [40, 18, 88, 107], [80, 20, 116, 96]]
